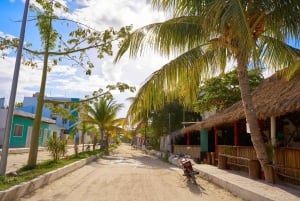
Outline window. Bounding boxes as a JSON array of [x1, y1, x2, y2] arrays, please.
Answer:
[[13, 124, 23, 137], [62, 118, 68, 125]]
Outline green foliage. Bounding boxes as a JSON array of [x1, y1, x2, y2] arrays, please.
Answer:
[[0, 0, 132, 75], [116, 0, 300, 129], [0, 0, 134, 168], [14, 102, 23, 108], [197, 68, 264, 112], [81, 96, 124, 154], [46, 135, 67, 162], [141, 101, 201, 149]]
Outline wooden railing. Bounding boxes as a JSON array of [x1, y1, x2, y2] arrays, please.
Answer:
[[216, 145, 300, 184], [216, 145, 257, 171], [217, 145, 257, 159], [275, 147, 300, 184], [173, 145, 201, 158]]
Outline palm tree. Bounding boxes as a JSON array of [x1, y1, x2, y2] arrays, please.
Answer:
[[81, 97, 123, 154], [114, 0, 300, 182], [76, 122, 95, 152]]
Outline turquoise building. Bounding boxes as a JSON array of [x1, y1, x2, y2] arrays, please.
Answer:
[[0, 109, 55, 148]]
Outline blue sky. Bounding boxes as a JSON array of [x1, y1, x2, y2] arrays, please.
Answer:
[[0, 0, 169, 117], [2, 1, 298, 118]]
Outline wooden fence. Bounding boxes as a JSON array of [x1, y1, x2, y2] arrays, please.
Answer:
[[275, 147, 300, 184], [216, 145, 300, 184], [173, 145, 201, 158]]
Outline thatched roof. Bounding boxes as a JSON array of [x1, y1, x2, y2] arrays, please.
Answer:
[[182, 71, 300, 133]]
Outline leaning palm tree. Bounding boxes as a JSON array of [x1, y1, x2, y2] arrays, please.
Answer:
[[114, 0, 300, 182], [80, 97, 123, 154]]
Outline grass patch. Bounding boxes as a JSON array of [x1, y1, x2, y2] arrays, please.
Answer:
[[0, 148, 108, 191]]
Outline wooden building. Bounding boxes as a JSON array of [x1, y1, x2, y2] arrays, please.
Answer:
[[181, 70, 300, 184]]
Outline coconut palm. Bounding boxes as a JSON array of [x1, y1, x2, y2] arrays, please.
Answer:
[[114, 0, 300, 182], [76, 122, 95, 152], [80, 97, 123, 154]]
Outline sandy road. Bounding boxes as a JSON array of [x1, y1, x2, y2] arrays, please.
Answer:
[[17, 144, 244, 201]]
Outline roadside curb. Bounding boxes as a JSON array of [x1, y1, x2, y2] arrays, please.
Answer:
[[196, 168, 272, 201], [0, 155, 98, 201], [166, 153, 272, 201]]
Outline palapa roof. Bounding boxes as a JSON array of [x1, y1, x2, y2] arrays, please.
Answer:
[[182, 70, 300, 133]]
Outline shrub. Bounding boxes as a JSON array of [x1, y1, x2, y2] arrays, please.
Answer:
[[46, 135, 67, 162]]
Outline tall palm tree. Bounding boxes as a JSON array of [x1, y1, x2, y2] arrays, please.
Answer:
[[81, 97, 123, 154], [114, 0, 300, 182]]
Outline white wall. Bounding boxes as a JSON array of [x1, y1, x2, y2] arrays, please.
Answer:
[[0, 109, 8, 146]]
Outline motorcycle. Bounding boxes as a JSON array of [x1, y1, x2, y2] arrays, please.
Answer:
[[178, 154, 199, 184]]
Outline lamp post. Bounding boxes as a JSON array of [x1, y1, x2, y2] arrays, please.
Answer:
[[0, 0, 30, 175]]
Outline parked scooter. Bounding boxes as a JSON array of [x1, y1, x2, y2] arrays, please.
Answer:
[[177, 154, 199, 184]]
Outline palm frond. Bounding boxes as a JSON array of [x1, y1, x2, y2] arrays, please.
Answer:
[[114, 16, 208, 62], [259, 36, 300, 73], [126, 41, 229, 123]]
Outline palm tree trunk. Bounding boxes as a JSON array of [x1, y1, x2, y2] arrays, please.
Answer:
[[237, 56, 273, 182], [99, 127, 105, 151], [105, 136, 109, 154], [93, 134, 97, 151]]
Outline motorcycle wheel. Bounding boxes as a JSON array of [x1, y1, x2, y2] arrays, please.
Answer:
[[190, 174, 197, 184]]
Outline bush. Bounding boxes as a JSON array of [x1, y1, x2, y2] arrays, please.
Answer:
[[46, 135, 67, 162]]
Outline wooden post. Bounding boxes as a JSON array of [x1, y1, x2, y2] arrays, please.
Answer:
[[270, 116, 276, 146], [211, 152, 215, 165], [218, 155, 227, 169], [264, 164, 276, 183], [214, 126, 218, 146], [234, 121, 239, 146], [270, 116, 276, 164], [207, 152, 212, 164], [248, 160, 260, 179]]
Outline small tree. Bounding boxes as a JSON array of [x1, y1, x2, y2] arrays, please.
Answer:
[[0, 0, 132, 168], [46, 135, 67, 162]]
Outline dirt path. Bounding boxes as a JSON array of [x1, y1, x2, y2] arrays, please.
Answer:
[[17, 144, 244, 201]]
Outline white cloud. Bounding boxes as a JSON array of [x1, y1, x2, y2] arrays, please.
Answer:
[[0, 57, 43, 102], [70, 0, 168, 30]]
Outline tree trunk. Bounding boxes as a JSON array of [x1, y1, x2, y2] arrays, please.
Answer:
[[93, 134, 97, 151], [27, 41, 51, 168], [27, 56, 49, 167], [99, 127, 105, 151], [105, 136, 109, 154], [236, 57, 272, 182], [81, 132, 85, 152], [74, 144, 78, 156], [27, 9, 53, 168]]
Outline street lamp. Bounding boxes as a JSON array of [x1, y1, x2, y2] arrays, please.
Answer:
[[0, 0, 30, 175]]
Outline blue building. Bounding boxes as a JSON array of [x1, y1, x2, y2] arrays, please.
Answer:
[[0, 94, 83, 148], [17, 93, 81, 138]]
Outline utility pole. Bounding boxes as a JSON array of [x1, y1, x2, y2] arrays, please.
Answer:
[[0, 0, 30, 175]]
